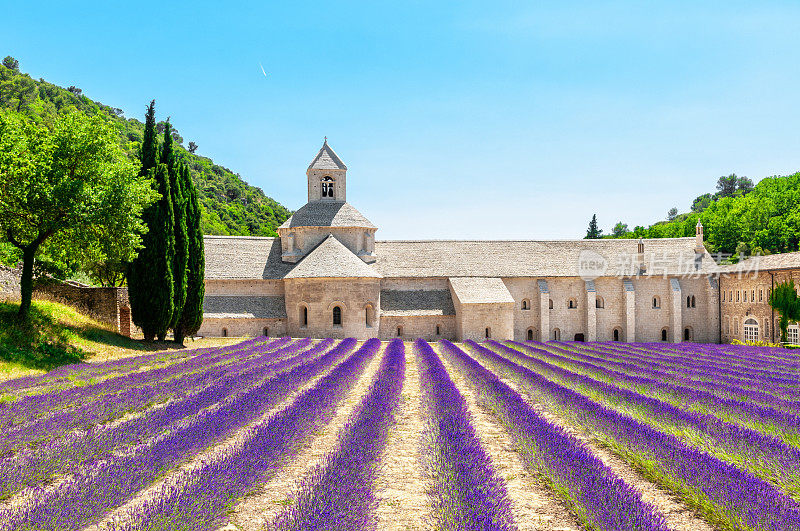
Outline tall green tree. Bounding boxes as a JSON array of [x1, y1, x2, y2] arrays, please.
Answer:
[[161, 122, 188, 339], [768, 280, 800, 343], [612, 222, 629, 237], [127, 102, 175, 341], [585, 214, 602, 239], [0, 110, 156, 319], [176, 162, 205, 343]]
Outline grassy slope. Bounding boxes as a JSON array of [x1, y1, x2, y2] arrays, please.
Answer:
[[0, 61, 291, 238], [0, 299, 239, 380]]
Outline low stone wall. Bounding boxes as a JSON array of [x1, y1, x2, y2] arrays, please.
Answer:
[[33, 281, 129, 331], [0, 265, 21, 300]]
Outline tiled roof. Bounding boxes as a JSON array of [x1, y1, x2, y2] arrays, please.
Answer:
[[372, 238, 719, 278], [283, 235, 382, 279], [203, 295, 287, 319], [308, 140, 347, 170], [721, 251, 800, 273], [449, 277, 515, 304], [204, 236, 294, 280], [278, 201, 376, 229], [204, 236, 719, 280], [380, 290, 455, 316]]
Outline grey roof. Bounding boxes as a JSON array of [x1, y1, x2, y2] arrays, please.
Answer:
[[283, 235, 382, 279], [278, 201, 376, 230], [204, 236, 720, 281], [204, 295, 287, 319], [308, 141, 347, 170], [372, 238, 720, 278], [721, 251, 800, 273], [380, 290, 455, 316], [449, 277, 515, 304], [204, 236, 295, 280]]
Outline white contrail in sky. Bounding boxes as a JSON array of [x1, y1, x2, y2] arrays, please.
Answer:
[[259, 62, 268, 77]]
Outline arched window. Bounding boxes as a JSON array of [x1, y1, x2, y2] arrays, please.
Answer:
[[527, 328, 534, 341], [759, 289, 764, 302], [321, 176, 335, 198], [729, 290, 733, 302], [751, 290, 755, 303], [222, 328, 228, 338], [652, 296, 661, 309], [568, 299, 577, 309], [691, 295, 696, 308], [521, 299, 530, 310], [684, 327, 692, 341], [300, 306, 308, 327], [332, 306, 342, 326], [613, 328, 620, 342], [435, 324, 441, 336], [552, 328, 561, 341], [743, 318, 759, 342], [365, 304, 374, 328], [485, 327, 491, 339], [397, 326, 403, 337], [722, 291, 726, 302], [661, 328, 668, 341], [744, 291, 748, 302], [549, 299, 554, 309], [736, 291, 740, 302], [263, 327, 269, 337], [596, 297, 604, 309], [687, 295, 691, 308]]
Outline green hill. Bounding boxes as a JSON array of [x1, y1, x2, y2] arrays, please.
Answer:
[[0, 56, 290, 238], [602, 172, 800, 260]]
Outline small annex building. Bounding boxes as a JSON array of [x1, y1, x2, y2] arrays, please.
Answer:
[[199, 141, 723, 343]]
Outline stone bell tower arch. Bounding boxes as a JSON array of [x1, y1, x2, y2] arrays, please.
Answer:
[[307, 138, 347, 203]]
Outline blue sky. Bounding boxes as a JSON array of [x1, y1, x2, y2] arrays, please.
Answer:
[[5, 1, 800, 239]]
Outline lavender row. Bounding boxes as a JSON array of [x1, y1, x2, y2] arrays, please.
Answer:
[[0, 336, 287, 428], [549, 341, 800, 416], [0, 338, 336, 500], [0, 338, 359, 530], [111, 338, 382, 531], [580, 341, 800, 403], [273, 339, 406, 530], [0, 338, 313, 455], [469, 341, 800, 531], [599, 341, 800, 389], [414, 339, 515, 530], [644, 341, 800, 372], [439, 341, 669, 531], [529, 341, 800, 436], [494, 341, 800, 499]]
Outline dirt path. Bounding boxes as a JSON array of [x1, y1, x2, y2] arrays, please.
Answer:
[[217, 344, 387, 531], [496, 375, 715, 531], [371, 345, 430, 531], [84, 343, 367, 531], [435, 347, 580, 531]]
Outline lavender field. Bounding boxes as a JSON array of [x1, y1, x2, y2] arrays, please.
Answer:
[[1, 337, 799, 530]]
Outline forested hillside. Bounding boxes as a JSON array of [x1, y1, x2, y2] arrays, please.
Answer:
[[0, 56, 291, 238], [599, 172, 800, 260]]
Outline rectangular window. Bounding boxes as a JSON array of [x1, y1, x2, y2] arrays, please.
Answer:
[[736, 291, 740, 302], [759, 289, 763, 302], [788, 326, 799, 345], [744, 325, 759, 342]]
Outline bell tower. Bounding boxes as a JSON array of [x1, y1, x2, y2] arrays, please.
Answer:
[[307, 138, 347, 202]]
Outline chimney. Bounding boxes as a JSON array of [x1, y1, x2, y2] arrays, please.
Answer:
[[637, 238, 645, 274], [695, 220, 705, 253]]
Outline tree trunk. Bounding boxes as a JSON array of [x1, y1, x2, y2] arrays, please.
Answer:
[[143, 332, 155, 342], [173, 324, 185, 346], [17, 246, 36, 319]]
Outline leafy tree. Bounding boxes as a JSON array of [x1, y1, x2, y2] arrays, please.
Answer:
[[67, 86, 82, 96], [667, 207, 679, 221], [176, 163, 205, 343], [716, 174, 739, 198], [2, 56, 19, 72], [769, 280, 800, 343], [0, 110, 156, 319], [161, 122, 188, 339], [691, 193, 713, 213], [736, 176, 754, 195], [612, 222, 629, 237], [585, 214, 602, 239], [188, 141, 198, 154], [127, 102, 175, 341]]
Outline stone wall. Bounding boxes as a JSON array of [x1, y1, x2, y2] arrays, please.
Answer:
[[720, 269, 793, 343], [379, 315, 456, 341], [0, 265, 21, 300], [199, 317, 287, 338], [33, 281, 129, 331]]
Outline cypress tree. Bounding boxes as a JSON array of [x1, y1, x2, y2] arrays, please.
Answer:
[[585, 214, 603, 239], [161, 122, 188, 340], [176, 162, 205, 343], [128, 162, 175, 341], [127, 100, 175, 341]]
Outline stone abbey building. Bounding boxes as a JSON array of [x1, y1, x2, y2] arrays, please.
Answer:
[[198, 141, 732, 343]]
